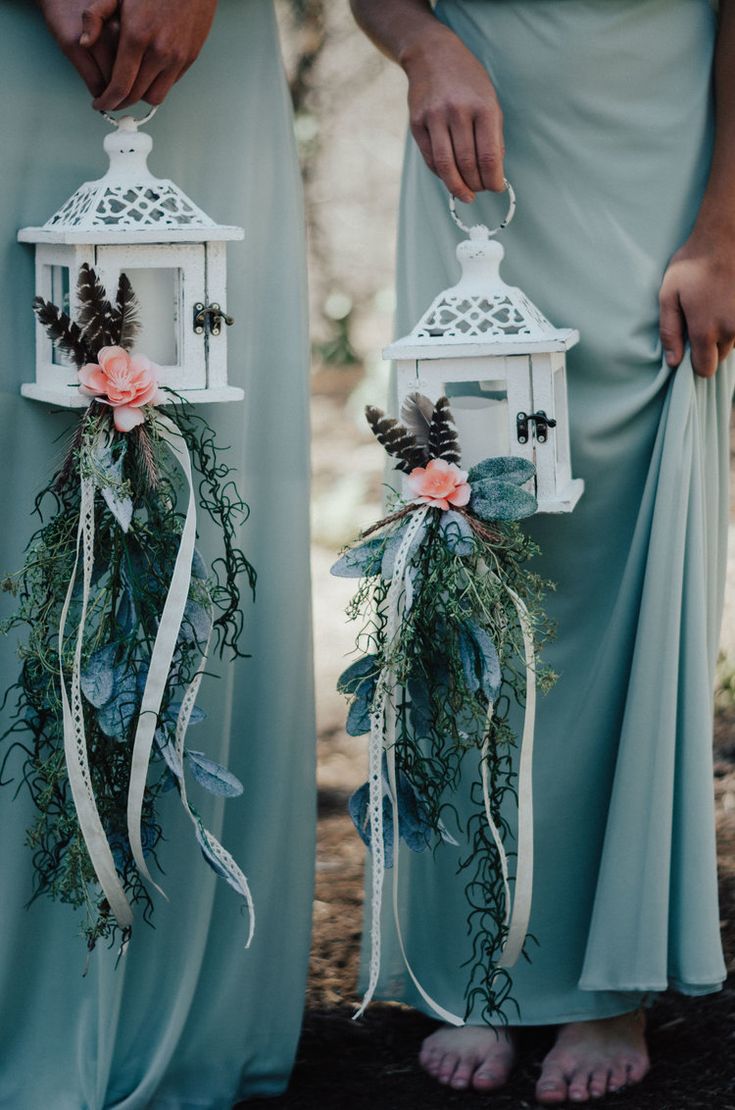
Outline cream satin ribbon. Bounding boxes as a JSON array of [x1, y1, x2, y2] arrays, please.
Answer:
[[126, 414, 197, 894], [355, 510, 537, 1020], [59, 412, 232, 937]]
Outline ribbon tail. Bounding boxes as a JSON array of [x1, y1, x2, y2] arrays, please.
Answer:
[[60, 459, 133, 933], [127, 414, 197, 895], [385, 717, 464, 1026], [496, 586, 536, 969], [480, 727, 512, 928], [172, 634, 256, 948]]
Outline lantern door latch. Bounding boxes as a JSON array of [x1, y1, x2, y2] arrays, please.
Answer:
[[516, 409, 557, 445], [193, 302, 235, 337]]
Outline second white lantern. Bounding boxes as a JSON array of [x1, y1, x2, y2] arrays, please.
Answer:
[[385, 188, 584, 513]]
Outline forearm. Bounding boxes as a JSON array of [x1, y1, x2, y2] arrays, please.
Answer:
[[695, 0, 735, 235], [349, 0, 458, 72]]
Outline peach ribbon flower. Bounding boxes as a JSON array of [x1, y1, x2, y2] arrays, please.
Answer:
[[79, 346, 162, 433], [406, 458, 471, 510]]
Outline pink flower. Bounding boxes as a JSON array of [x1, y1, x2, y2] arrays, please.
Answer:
[[79, 345, 162, 433], [407, 458, 471, 510]]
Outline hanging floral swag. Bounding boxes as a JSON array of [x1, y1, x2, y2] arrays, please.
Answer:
[[0, 264, 255, 954], [332, 394, 557, 1025]]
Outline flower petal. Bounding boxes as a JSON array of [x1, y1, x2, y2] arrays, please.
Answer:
[[113, 405, 145, 433]]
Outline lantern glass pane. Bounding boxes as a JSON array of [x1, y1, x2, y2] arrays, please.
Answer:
[[125, 267, 179, 366], [450, 380, 510, 466], [45, 266, 71, 365]]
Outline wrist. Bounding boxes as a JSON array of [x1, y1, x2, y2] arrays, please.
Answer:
[[398, 20, 460, 76]]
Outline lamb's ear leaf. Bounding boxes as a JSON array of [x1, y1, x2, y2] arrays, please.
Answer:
[[347, 784, 395, 865], [346, 683, 375, 736], [81, 644, 119, 708], [186, 750, 244, 797], [330, 537, 384, 578], [439, 510, 475, 556], [470, 480, 537, 521], [468, 456, 536, 486], [337, 654, 380, 695], [394, 771, 431, 853]]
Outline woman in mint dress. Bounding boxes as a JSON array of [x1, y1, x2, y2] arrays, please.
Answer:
[[0, 3, 315, 1107], [352, 0, 735, 1102]]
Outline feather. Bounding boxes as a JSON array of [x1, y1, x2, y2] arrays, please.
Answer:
[[400, 392, 434, 453], [428, 396, 461, 464], [114, 272, 141, 348], [76, 263, 116, 352], [32, 297, 90, 368], [365, 406, 426, 473]]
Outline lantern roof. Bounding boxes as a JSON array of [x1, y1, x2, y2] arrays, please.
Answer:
[[384, 202, 578, 361], [18, 108, 243, 246]]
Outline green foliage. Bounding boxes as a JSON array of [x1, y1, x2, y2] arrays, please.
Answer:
[[342, 509, 555, 1024], [0, 403, 254, 950]]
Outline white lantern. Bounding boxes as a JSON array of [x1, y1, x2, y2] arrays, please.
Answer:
[[385, 188, 584, 513], [18, 108, 243, 405]]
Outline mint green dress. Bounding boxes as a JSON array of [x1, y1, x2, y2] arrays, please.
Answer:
[[0, 2, 315, 1105], [368, 0, 734, 1025]]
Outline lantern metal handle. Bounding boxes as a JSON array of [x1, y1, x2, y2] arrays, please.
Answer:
[[100, 106, 158, 129], [449, 178, 516, 237]]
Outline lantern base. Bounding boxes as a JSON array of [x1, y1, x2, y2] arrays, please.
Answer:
[[536, 478, 585, 514], [20, 383, 245, 406]]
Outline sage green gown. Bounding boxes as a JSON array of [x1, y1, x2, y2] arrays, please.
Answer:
[[0, 2, 315, 1106], [368, 0, 734, 1024]]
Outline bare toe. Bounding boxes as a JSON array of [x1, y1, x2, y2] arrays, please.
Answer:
[[589, 1066, 609, 1099], [536, 1063, 569, 1105], [450, 1057, 478, 1090], [568, 1067, 592, 1103], [437, 1051, 460, 1085]]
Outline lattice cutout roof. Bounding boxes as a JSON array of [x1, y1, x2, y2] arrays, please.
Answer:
[[19, 112, 242, 244], [386, 227, 576, 356]]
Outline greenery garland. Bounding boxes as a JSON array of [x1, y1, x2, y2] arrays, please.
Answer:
[[0, 266, 254, 952], [333, 393, 556, 1023]]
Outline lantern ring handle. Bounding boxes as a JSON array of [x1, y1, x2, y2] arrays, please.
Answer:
[[449, 179, 516, 237], [99, 105, 158, 129]]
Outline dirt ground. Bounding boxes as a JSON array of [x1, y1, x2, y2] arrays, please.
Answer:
[[242, 380, 735, 1110]]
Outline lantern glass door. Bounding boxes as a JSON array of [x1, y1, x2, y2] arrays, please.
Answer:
[[449, 380, 510, 468], [95, 243, 206, 389], [124, 267, 179, 365]]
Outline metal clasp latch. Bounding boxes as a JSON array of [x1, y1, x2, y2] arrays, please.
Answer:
[[193, 302, 235, 337], [516, 409, 557, 444]]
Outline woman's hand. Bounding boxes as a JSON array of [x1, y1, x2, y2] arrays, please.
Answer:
[[38, 0, 119, 99], [659, 223, 735, 377], [401, 23, 505, 203], [79, 0, 217, 110]]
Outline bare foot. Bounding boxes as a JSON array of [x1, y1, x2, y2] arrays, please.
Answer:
[[535, 1010, 650, 1104], [419, 1024, 518, 1091]]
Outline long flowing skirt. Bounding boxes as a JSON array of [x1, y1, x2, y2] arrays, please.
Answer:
[[366, 0, 734, 1025], [0, 1, 315, 1104]]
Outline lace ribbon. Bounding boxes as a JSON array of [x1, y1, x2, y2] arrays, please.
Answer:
[[355, 509, 537, 1020], [59, 431, 134, 933], [59, 413, 252, 939]]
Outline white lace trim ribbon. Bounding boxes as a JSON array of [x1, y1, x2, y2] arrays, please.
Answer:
[[59, 433, 134, 932]]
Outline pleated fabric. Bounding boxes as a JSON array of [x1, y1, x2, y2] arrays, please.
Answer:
[[365, 0, 734, 1024], [0, 2, 315, 1105]]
